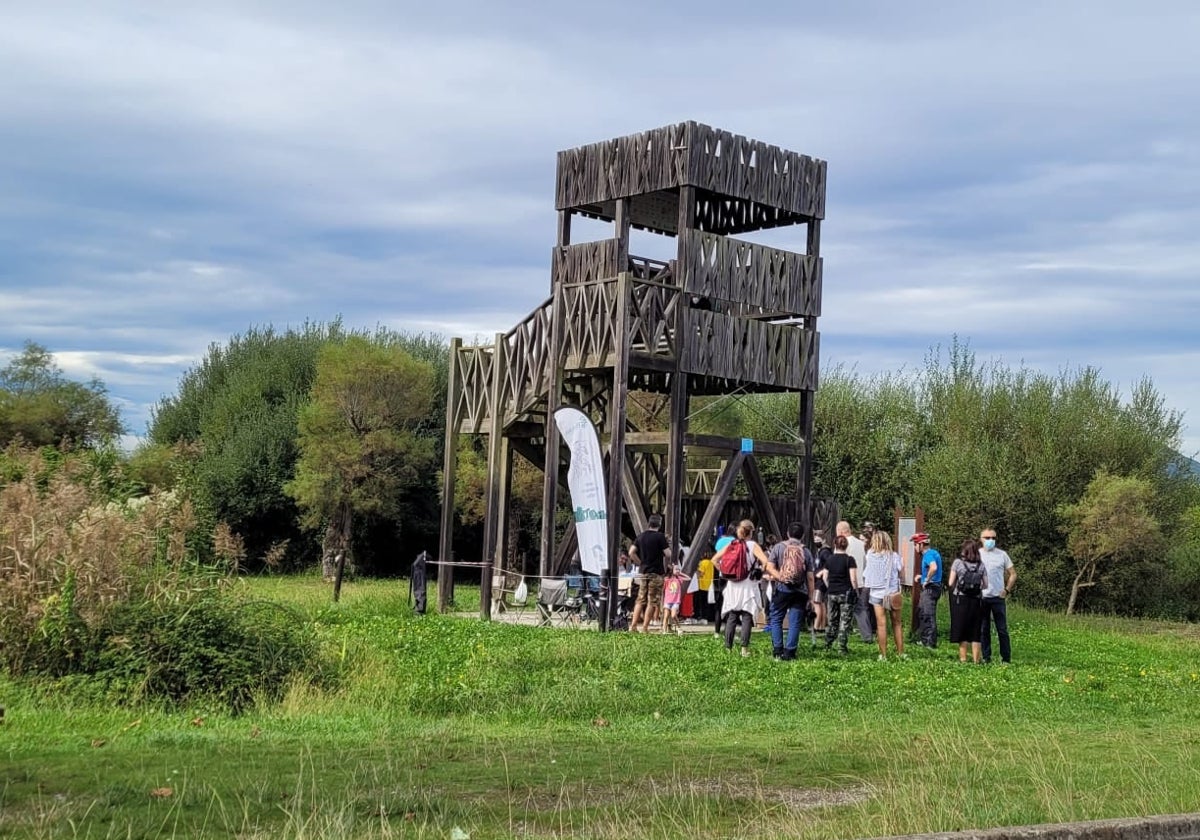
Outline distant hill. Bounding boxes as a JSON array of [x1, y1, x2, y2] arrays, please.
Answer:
[[1168, 453, 1200, 478]]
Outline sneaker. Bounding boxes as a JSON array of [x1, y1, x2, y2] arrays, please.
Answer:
[[878, 654, 886, 661], [740, 648, 751, 658], [676, 628, 684, 636], [899, 653, 910, 660], [713, 631, 722, 639]]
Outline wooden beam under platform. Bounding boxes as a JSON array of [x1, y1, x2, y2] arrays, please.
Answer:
[[624, 431, 803, 457]]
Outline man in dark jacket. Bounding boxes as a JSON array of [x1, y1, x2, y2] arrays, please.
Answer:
[[411, 550, 429, 615]]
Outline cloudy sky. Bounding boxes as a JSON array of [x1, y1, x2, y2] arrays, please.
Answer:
[[2, 2, 1198, 453]]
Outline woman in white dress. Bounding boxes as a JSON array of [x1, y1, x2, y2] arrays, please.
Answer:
[[711, 519, 770, 657]]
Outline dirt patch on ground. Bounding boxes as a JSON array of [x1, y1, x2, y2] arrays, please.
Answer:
[[676, 777, 872, 808], [502, 776, 871, 812]]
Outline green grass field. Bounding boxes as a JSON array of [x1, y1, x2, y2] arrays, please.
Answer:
[[2, 576, 1199, 839]]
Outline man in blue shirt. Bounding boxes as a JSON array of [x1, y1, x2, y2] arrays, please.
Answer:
[[912, 533, 942, 648]]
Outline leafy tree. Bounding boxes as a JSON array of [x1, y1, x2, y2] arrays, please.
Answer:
[[286, 337, 438, 580], [150, 323, 447, 571], [1058, 470, 1161, 615], [0, 341, 122, 449], [150, 323, 341, 568]]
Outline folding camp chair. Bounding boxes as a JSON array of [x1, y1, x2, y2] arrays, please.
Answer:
[[536, 578, 583, 627], [490, 573, 530, 622]]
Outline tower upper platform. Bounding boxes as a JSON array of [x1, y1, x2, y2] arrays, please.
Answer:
[[555, 121, 826, 236]]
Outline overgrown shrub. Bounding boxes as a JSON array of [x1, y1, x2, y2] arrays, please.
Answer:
[[0, 444, 192, 674], [93, 594, 321, 713], [1, 444, 325, 712]]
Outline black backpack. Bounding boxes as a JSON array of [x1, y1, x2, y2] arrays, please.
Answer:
[[958, 560, 985, 597]]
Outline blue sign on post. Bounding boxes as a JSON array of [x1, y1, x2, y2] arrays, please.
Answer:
[[740, 438, 754, 453]]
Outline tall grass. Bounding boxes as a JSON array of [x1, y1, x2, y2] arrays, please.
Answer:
[[2, 574, 1199, 838], [0, 445, 327, 711], [0, 445, 201, 674]]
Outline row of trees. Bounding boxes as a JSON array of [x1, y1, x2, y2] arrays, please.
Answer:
[[4, 332, 1197, 618], [727, 340, 1199, 618]]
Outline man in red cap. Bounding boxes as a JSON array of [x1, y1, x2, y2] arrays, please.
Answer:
[[912, 533, 942, 648]]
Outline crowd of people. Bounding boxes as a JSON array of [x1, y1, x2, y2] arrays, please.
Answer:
[[618, 516, 1018, 663]]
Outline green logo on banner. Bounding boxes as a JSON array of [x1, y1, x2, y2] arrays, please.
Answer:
[[573, 507, 607, 522]]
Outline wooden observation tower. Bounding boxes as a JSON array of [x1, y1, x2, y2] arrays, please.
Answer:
[[437, 122, 827, 616]]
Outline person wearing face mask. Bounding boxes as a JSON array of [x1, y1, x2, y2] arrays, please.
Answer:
[[978, 528, 1017, 664]]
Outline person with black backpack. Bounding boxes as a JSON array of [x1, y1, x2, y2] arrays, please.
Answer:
[[947, 538, 986, 663], [764, 522, 815, 661]]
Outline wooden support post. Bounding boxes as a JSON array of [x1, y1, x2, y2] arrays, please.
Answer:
[[541, 287, 565, 578], [797, 217, 821, 541], [666, 185, 694, 567], [743, 454, 783, 541], [553, 519, 578, 574], [614, 199, 630, 265], [495, 439, 512, 575], [621, 453, 650, 536], [480, 333, 507, 619], [797, 389, 814, 541], [684, 451, 746, 575], [557, 209, 572, 248], [539, 210, 574, 579], [603, 273, 630, 630], [437, 338, 462, 614], [665, 372, 687, 568]]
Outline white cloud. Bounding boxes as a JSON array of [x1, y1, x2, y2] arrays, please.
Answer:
[[1, 0, 1198, 456]]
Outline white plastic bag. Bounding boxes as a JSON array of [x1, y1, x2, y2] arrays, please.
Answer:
[[513, 577, 528, 605]]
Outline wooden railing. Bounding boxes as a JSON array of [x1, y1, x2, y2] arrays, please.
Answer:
[[454, 239, 818, 435], [498, 297, 553, 423], [678, 229, 820, 317]]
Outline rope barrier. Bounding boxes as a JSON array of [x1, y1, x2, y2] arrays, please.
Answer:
[[426, 558, 626, 585]]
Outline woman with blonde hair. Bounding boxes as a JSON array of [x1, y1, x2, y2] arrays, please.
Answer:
[[711, 519, 769, 657], [862, 530, 904, 660]]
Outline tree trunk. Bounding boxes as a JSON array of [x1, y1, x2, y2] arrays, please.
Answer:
[[1066, 561, 1094, 615], [321, 502, 353, 584], [320, 526, 339, 580]]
